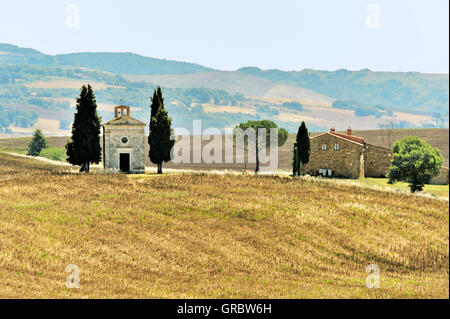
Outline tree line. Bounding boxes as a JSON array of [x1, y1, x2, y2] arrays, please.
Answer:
[[26, 84, 444, 193]]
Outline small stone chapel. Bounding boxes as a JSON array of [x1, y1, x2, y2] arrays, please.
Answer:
[[102, 106, 146, 173]]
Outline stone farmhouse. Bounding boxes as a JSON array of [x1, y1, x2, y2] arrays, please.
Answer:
[[305, 127, 392, 179], [102, 106, 146, 173]]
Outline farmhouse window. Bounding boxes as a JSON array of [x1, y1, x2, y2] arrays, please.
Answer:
[[334, 143, 339, 150], [322, 144, 327, 151]]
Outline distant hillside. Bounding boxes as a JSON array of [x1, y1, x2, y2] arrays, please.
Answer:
[[0, 43, 55, 65], [0, 43, 212, 75], [54, 52, 213, 75], [237, 67, 449, 114], [0, 43, 448, 136], [124, 72, 335, 105]]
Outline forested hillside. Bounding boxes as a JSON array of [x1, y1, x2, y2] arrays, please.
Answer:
[[237, 67, 449, 114], [0, 43, 212, 75], [0, 43, 448, 135]]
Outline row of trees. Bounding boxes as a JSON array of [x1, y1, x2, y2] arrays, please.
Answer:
[[50, 84, 444, 193], [63, 84, 293, 175]]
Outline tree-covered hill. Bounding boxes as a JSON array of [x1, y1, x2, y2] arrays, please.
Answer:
[[0, 43, 212, 75], [237, 67, 449, 114], [54, 52, 213, 75], [0, 43, 448, 135]]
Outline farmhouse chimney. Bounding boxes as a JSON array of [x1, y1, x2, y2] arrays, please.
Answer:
[[114, 105, 130, 118], [347, 126, 352, 136], [330, 127, 335, 133]]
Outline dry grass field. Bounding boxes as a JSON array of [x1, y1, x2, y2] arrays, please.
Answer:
[[0, 152, 448, 298]]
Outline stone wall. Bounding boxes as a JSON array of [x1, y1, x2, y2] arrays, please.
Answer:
[[103, 125, 146, 173], [364, 144, 393, 177], [430, 166, 449, 185], [305, 133, 363, 178]]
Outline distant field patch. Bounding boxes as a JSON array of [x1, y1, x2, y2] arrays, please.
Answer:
[[25, 80, 124, 90], [202, 104, 256, 115], [262, 84, 335, 106], [390, 112, 432, 124], [276, 112, 321, 123], [9, 118, 67, 136]]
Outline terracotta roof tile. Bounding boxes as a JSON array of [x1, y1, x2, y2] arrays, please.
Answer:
[[330, 131, 365, 144]]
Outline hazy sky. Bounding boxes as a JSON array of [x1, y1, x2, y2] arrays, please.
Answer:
[[0, 0, 448, 73]]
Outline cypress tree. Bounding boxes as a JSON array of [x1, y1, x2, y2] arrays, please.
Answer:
[[148, 87, 174, 174], [65, 84, 102, 173], [292, 141, 299, 176], [27, 128, 48, 156], [150, 86, 164, 120], [296, 121, 310, 175]]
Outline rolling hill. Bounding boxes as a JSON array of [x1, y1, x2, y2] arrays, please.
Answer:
[[0, 152, 448, 298], [0, 43, 212, 75], [0, 43, 448, 137]]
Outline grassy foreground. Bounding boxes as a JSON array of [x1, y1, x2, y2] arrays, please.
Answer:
[[0, 152, 448, 298], [357, 178, 449, 198]]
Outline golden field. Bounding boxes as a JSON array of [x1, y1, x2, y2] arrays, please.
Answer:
[[0, 152, 448, 298]]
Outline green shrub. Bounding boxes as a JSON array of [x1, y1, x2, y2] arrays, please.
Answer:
[[39, 147, 67, 161], [388, 136, 444, 192], [27, 129, 48, 156]]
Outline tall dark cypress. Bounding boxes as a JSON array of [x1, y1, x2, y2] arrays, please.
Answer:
[[65, 84, 101, 172], [292, 141, 299, 176], [148, 87, 174, 174], [150, 86, 164, 120], [296, 121, 310, 175]]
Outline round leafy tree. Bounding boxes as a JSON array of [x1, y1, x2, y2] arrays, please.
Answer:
[[233, 120, 288, 173], [388, 136, 443, 192]]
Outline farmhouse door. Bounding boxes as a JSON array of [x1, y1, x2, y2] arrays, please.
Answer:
[[119, 153, 130, 172]]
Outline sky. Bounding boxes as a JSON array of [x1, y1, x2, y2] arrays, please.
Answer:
[[0, 0, 448, 73]]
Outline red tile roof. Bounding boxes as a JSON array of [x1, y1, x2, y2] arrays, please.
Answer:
[[330, 131, 365, 144]]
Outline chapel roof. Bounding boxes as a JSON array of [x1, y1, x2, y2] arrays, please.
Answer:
[[102, 105, 146, 126]]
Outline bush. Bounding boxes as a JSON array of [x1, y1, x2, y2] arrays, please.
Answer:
[[388, 136, 444, 192], [27, 129, 48, 156]]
